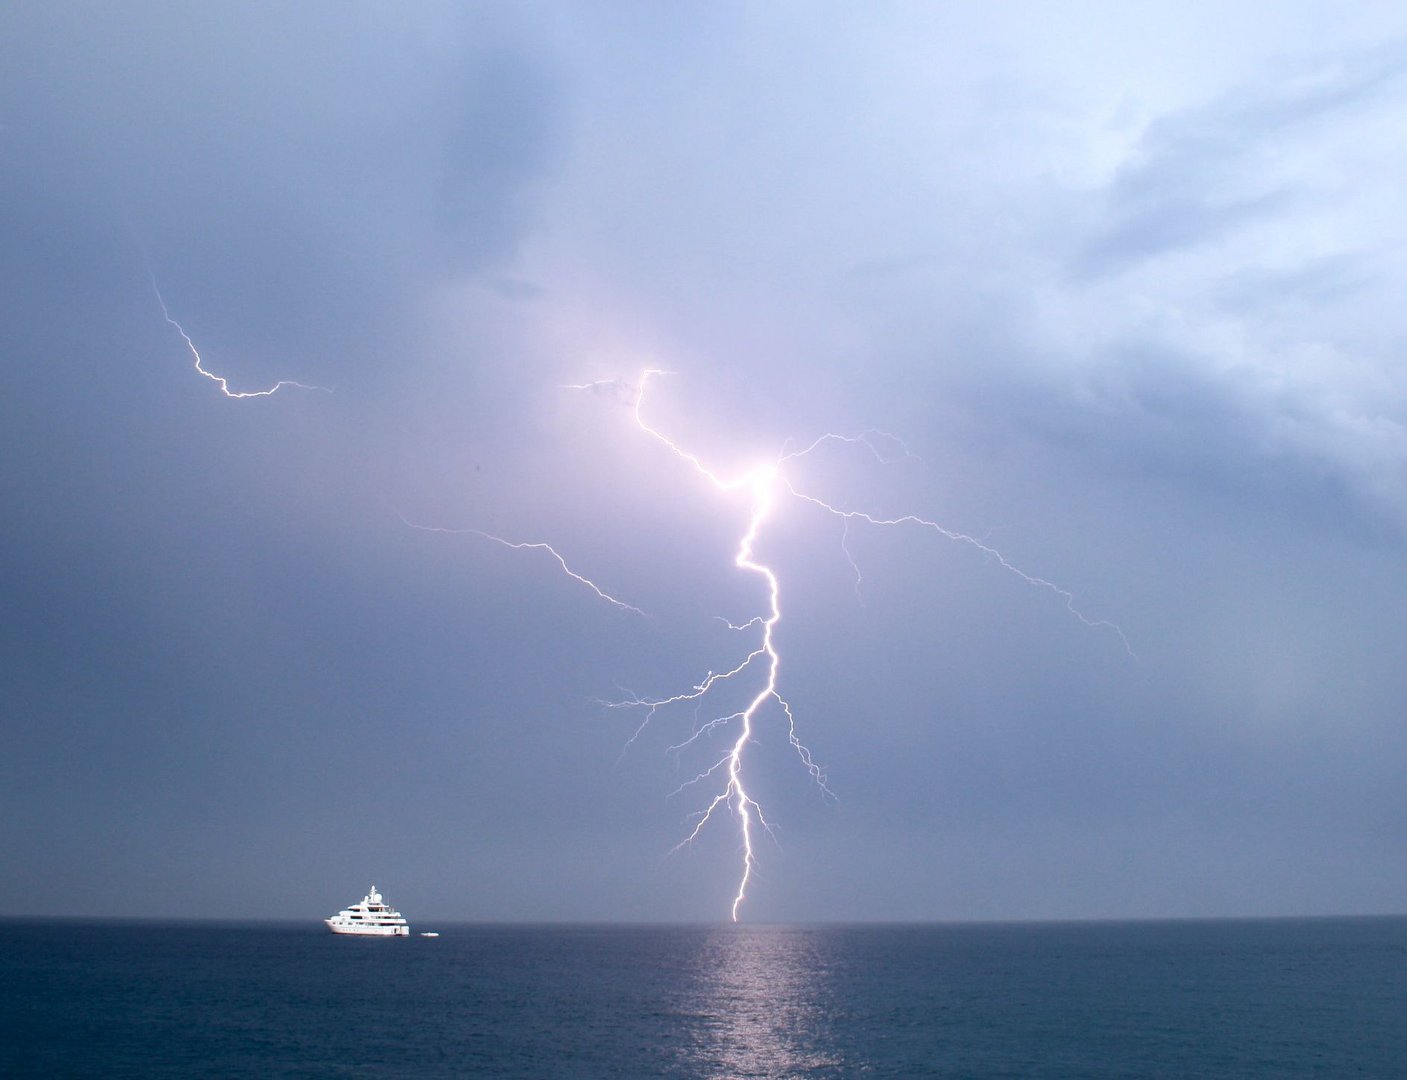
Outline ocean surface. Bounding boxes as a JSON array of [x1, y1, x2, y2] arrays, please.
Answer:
[[4, 917, 1405, 1078]]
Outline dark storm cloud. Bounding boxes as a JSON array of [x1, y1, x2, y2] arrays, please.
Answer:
[[435, 47, 564, 274], [968, 343, 1392, 546], [4, 3, 1407, 922], [0, 2, 565, 372]]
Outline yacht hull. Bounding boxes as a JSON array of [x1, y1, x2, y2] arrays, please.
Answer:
[[325, 919, 409, 936]]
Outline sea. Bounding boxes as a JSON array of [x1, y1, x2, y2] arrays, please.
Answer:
[[4, 917, 1405, 1078]]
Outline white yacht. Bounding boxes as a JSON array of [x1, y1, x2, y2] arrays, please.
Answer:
[[325, 886, 410, 936]]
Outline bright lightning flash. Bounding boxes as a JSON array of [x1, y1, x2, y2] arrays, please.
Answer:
[[596, 374, 827, 921], [432, 370, 1125, 921], [587, 369, 1128, 921]]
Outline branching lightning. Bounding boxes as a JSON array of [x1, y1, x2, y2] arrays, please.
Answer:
[[779, 483, 1135, 655], [429, 368, 1128, 921], [117, 210, 1122, 920], [571, 369, 1127, 920], [595, 372, 825, 920]]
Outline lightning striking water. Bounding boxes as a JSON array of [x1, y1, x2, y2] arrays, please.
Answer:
[[574, 369, 1127, 920], [432, 369, 1126, 920], [149, 276, 330, 398], [591, 372, 818, 920]]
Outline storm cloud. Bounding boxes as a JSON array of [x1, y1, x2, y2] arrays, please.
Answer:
[[3, 2, 1406, 922]]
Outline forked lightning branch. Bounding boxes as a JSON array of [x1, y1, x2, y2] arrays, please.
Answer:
[[145, 243, 1121, 920], [447, 369, 1127, 921]]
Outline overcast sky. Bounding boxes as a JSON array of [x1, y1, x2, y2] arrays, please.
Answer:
[[4, 2, 1407, 922]]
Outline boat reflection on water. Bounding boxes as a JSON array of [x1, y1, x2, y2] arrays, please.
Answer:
[[675, 927, 852, 1077]]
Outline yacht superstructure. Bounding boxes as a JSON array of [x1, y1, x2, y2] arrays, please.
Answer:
[[325, 886, 410, 936]]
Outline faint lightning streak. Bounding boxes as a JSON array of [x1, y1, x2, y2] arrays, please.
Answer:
[[150, 277, 329, 398], [839, 516, 864, 605], [120, 199, 327, 398], [781, 429, 920, 466], [781, 478, 1135, 657], [396, 513, 647, 617]]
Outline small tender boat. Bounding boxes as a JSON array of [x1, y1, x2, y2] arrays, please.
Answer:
[[325, 886, 409, 936]]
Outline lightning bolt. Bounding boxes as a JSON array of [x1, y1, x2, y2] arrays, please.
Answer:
[[585, 369, 1129, 921], [591, 371, 828, 921], [149, 275, 330, 398], [418, 369, 1127, 921]]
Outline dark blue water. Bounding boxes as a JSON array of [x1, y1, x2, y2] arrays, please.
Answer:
[[4, 918, 1405, 1077]]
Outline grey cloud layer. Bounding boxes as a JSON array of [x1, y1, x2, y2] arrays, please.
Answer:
[[3, 3, 1406, 920]]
